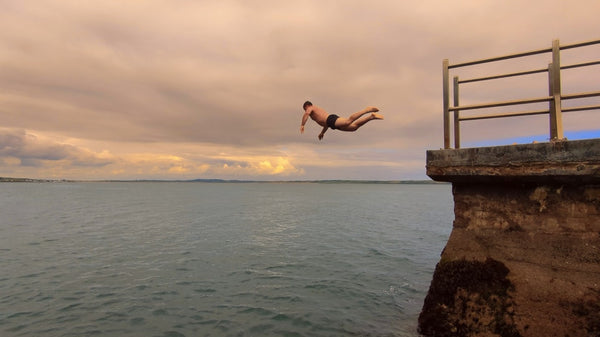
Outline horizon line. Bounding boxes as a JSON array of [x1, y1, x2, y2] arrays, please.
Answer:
[[0, 177, 443, 184]]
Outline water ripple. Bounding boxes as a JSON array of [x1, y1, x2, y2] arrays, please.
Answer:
[[0, 182, 453, 336]]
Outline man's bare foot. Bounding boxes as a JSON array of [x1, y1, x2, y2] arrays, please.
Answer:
[[368, 107, 379, 112], [371, 113, 384, 120]]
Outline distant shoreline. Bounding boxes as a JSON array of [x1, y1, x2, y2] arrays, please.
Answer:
[[0, 177, 446, 184]]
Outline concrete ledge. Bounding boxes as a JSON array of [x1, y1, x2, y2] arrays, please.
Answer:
[[426, 138, 600, 184], [420, 137, 600, 336]]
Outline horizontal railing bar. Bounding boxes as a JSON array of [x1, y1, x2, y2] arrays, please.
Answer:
[[448, 96, 552, 111], [560, 39, 600, 50], [449, 48, 551, 69], [562, 60, 600, 70], [449, 39, 600, 70], [448, 40, 600, 69], [562, 91, 600, 100], [562, 105, 600, 113], [459, 109, 549, 121], [459, 102, 600, 121], [460, 61, 600, 84], [459, 68, 548, 84]]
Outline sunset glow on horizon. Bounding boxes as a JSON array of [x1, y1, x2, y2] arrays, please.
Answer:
[[1, 0, 599, 180]]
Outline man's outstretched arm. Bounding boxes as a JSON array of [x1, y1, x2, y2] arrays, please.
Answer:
[[300, 111, 310, 134], [318, 126, 328, 140]]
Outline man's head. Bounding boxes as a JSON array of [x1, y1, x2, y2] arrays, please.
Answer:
[[302, 101, 312, 111]]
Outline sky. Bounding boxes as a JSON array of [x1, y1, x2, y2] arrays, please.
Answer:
[[0, 0, 599, 181]]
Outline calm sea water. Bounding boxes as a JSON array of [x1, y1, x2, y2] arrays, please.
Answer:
[[0, 182, 452, 337]]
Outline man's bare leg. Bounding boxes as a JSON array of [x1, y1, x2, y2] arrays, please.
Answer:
[[340, 112, 384, 131], [347, 106, 379, 123], [335, 107, 380, 129]]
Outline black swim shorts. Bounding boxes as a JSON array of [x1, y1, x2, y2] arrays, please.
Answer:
[[326, 114, 339, 129]]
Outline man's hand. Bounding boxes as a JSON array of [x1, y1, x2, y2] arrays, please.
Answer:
[[300, 125, 305, 134], [318, 126, 328, 140]]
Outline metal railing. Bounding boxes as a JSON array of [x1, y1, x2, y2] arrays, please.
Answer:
[[443, 39, 600, 149]]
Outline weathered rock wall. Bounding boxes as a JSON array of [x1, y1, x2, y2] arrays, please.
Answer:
[[419, 139, 600, 337]]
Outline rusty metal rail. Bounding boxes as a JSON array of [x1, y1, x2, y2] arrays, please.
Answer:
[[443, 39, 600, 149]]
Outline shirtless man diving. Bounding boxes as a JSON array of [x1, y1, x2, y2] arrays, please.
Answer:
[[300, 101, 384, 140]]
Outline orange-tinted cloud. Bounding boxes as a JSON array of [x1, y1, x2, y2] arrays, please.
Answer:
[[0, 0, 598, 179]]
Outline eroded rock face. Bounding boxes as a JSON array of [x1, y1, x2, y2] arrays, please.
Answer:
[[418, 183, 600, 337], [418, 258, 520, 337]]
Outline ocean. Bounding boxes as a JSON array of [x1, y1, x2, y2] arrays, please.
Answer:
[[0, 182, 452, 337]]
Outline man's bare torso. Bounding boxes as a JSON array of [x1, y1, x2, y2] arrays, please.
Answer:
[[307, 105, 329, 127]]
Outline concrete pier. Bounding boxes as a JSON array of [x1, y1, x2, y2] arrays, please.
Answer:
[[418, 139, 600, 337]]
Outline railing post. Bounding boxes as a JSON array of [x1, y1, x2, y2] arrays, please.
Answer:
[[453, 76, 460, 148], [443, 59, 450, 149], [549, 39, 564, 140]]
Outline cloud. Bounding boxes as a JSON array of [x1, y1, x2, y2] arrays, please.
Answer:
[[219, 157, 304, 177], [0, 129, 114, 168], [0, 128, 305, 180], [0, 0, 598, 179]]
